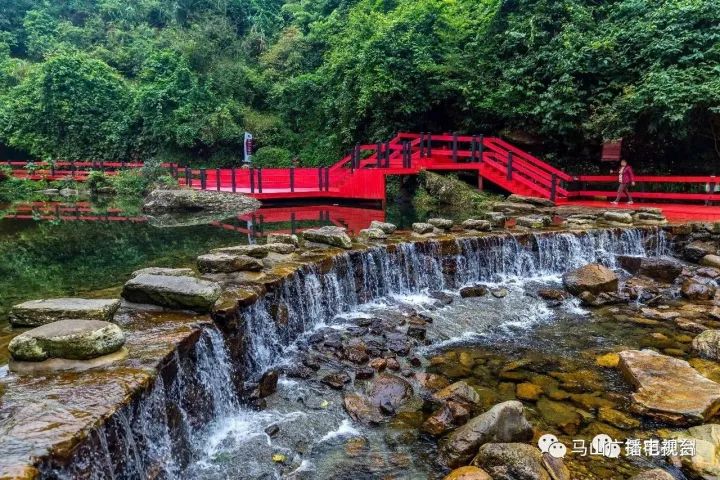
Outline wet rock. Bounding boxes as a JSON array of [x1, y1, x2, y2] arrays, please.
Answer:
[[384, 332, 411, 356], [471, 442, 561, 480], [439, 401, 534, 468], [618, 256, 683, 283], [566, 215, 596, 228], [355, 366, 375, 380], [578, 291, 627, 307], [416, 373, 451, 392], [507, 194, 555, 207], [322, 371, 351, 389], [433, 381, 481, 410], [562, 263, 618, 296], [443, 466, 492, 480], [429, 291, 454, 305], [537, 289, 568, 301], [122, 274, 221, 312], [602, 211, 633, 224], [197, 252, 263, 273], [676, 318, 708, 334], [597, 406, 640, 429], [681, 278, 716, 300], [359, 228, 387, 241], [693, 330, 720, 360], [9, 298, 120, 328], [9, 320, 125, 361], [367, 374, 413, 414], [344, 343, 369, 364], [701, 254, 720, 269], [684, 241, 718, 263], [266, 233, 299, 247], [516, 215, 552, 228], [462, 219, 492, 232], [483, 212, 507, 227], [537, 398, 582, 435], [386, 357, 401, 371], [422, 404, 457, 436], [618, 349, 720, 425], [429, 218, 454, 230], [491, 287, 509, 298], [130, 267, 195, 278], [460, 285, 489, 298], [369, 358, 387, 371], [595, 353, 620, 368], [406, 324, 426, 340], [369, 220, 397, 234], [302, 226, 352, 249], [412, 222, 435, 234], [264, 424, 280, 437], [212, 244, 270, 258], [492, 202, 538, 214], [343, 393, 384, 424], [143, 188, 260, 214], [630, 469, 675, 480], [673, 424, 720, 479], [257, 370, 279, 398]]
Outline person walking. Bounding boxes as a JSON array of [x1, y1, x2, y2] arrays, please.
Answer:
[[611, 159, 635, 205]]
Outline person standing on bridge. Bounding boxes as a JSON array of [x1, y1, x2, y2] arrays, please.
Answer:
[[611, 159, 635, 205]]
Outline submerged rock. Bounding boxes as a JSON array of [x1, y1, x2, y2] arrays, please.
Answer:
[[302, 226, 353, 249], [693, 330, 720, 360], [472, 443, 565, 480], [9, 319, 125, 361], [443, 466, 492, 480], [367, 374, 413, 414], [9, 298, 120, 327], [462, 219, 492, 232], [197, 252, 264, 273], [562, 264, 618, 296], [143, 188, 260, 214], [369, 220, 397, 234], [618, 349, 720, 425], [122, 274, 221, 312], [440, 400, 534, 468]]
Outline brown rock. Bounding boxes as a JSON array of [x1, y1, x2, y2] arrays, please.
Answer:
[[460, 285, 489, 298], [562, 264, 618, 296], [618, 349, 720, 425], [681, 278, 716, 300], [433, 381, 481, 410], [630, 469, 675, 480], [443, 466, 492, 480], [516, 382, 543, 401], [366, 374, 413, 414]]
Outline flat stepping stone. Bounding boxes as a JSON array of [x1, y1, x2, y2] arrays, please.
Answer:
[[122, 274, 221, 312], [302, 226, 352, 249], [9, 298, 120, 327], [9, 319, 125, 362], [619, 349, 720, 425], [197, 253, 263, 273]]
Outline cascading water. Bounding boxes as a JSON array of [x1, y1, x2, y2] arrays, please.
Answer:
[[54, 227, 669, 478]]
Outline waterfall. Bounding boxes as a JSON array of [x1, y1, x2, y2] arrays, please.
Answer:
[[240, 227, 668, 376]]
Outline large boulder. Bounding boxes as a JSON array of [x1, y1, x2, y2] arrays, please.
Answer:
[[302, 226, 353, 249], [630, 469, 675, 480], [197, 252, 263, 273], [122, 274, 221, 312], [507, 194, 555, 207], [366, 374, 413, 414], [693, 330, 720, 360], [701, 255, 720, 269], [412, 222, 435, 234], [9, 298, 120, 327], [471, 443, 566, 480], [370, 220, 397, 234], [432, 381, 481, 410], [143, 188, 260, 214], [684, 241, 718, 263], [443, 466, 492, 480], [617, 256, 684, 283], [618, 349, 720, 425], [439, 401, 534, 468], [9, 320, 125, 361], [681, 278, 717, 301], [562, 264, 618, 296]]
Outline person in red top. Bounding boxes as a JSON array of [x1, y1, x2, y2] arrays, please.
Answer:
[[611, 159, 635, 205]]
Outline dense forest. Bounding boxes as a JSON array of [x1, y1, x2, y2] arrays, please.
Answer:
[[0, 0, 718, 173]]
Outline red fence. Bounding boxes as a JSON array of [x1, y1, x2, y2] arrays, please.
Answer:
[[0, 161, 178, 181]]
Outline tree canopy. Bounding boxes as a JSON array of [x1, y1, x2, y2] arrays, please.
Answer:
[[0, 0, 717, 172]]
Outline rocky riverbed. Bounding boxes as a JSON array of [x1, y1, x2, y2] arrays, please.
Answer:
[[5, 196, 720, 479]]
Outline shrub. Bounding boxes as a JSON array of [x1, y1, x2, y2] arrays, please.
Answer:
[[86, 170, 112, 193], [252, 147, 293, 167], [111, 169, 149, 197]]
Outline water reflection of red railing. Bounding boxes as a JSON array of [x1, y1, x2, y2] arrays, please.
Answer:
[[2, 202, 385, 235], [211, 205, 385, 237]]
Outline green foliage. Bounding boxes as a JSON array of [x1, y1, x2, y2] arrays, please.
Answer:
[[86, 170, 112, 193], [253, 146, 293, 167], [0, 0, 717, 171]]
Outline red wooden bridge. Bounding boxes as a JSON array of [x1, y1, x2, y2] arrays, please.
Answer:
[[5, 133, 720, 214]]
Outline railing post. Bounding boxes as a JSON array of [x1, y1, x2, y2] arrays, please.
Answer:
[[99, 160, 104, 172], [51, 163, 56, 177], [250, 167, 255, 193], [550, 173, 557, 202], [200, 168, 207, 190], [216, 168, 221, 191], [291, 212, 296, 234], [376, 142, 382, 168], [427, 134, 432, 158], [470, 136, 477, 163], [419, 133, 425, 158], [478, 135, 484, 163], [325, 167, 330, 191], [318, 167, 323, 191], [384, 141, 391, 168], [290, 166, 295, 192], [506, 152, 513, 180], [231, 167, 236, 193], [258, 167, 263, 193], [452, 133, 458, 163], [349, 149, 354, 173], [185, 166, 191, 186]]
